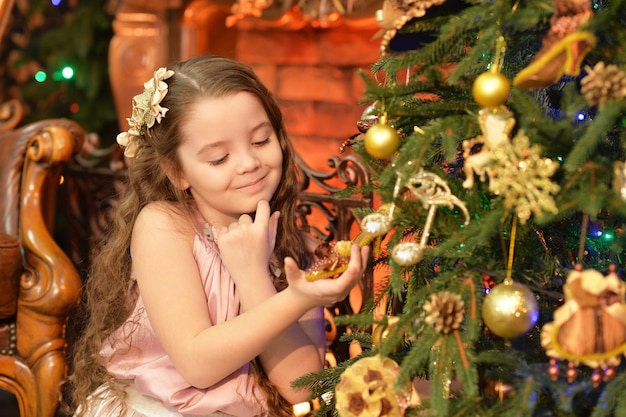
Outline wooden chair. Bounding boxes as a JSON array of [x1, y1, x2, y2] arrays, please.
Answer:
[[0, 98, 84, 417]]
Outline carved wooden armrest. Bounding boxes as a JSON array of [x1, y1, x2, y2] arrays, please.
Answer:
[[0, 120, 85, 417], [17, 124, 83, 362]]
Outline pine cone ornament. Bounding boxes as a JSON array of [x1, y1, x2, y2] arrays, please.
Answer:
[[580, 62, 626, 106], [423, 291, 465, 334]]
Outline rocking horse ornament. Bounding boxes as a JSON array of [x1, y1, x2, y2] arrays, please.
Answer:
[[391, 168, 469, 266], [461, 105, 515, 189]]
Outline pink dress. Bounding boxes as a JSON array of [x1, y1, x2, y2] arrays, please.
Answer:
[[98, 231, 268, 417]]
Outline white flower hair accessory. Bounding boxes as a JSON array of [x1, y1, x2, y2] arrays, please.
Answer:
[[116, 67, 175, 158]]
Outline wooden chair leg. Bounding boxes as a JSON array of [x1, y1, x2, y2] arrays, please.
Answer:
[[0, 356, 37, 417]]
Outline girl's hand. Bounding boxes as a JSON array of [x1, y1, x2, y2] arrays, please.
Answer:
[[212, 200, 279, 285], [284, 243, 370, 310]]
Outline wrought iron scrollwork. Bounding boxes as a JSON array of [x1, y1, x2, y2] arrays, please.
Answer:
[[295, 153, 372, 244]]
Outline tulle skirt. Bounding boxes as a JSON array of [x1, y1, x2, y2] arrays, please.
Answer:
[[77, 382, 234, 417]]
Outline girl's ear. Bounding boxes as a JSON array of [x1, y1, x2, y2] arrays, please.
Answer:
[[161, 160, 190, 191]]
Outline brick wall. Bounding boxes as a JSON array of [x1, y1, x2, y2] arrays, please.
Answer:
[[112, 3, 382, 170], [232, 22, 381, 169]]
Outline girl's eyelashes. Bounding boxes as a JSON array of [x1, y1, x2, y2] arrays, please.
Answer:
[[208, 155, 229, 166], [206, 137, 272, 165], [253, 137, 271, 146]]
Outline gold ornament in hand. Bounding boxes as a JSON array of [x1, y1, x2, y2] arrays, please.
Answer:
[[304, 205, 394, 281]]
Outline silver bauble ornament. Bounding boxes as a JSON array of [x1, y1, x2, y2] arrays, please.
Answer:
[[391, 242, 423, 266], [361, 212, 393, 237]]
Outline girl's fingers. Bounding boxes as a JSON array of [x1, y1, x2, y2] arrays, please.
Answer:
[[269, 211, 280, 245], [357, 244, 370, 270], [253, 200, 271, 228], [237, 214, 253, 225], [233, 215, 253, 230]]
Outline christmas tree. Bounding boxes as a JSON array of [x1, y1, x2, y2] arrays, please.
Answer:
[[0, 0, 116, 139], [297, 0, 626, 415]]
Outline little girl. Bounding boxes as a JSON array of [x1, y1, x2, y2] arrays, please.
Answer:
[[68, 55, 369, 417]]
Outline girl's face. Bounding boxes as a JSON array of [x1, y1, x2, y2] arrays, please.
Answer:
[[175, 91, 283, 227]]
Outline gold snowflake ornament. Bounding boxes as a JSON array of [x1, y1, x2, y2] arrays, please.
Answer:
[[462, 106, 560, 223], [489, 132, 560, 223]]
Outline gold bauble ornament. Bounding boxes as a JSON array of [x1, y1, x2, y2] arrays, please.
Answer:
[[482, 281, 539, 339], [372, 316, 403, 352], [472, 71, 511, 108], [364, 117, 400, 159]]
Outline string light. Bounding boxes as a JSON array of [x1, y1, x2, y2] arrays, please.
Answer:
[[52, 66, 75, 81], [292, 401, 311, 416], [61, 66, 74, 80], [35, 67, 75, 82], [34, 71, 47, 82]]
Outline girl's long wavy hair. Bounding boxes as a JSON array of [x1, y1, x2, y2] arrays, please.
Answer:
[[68, 55, 314, 416]]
